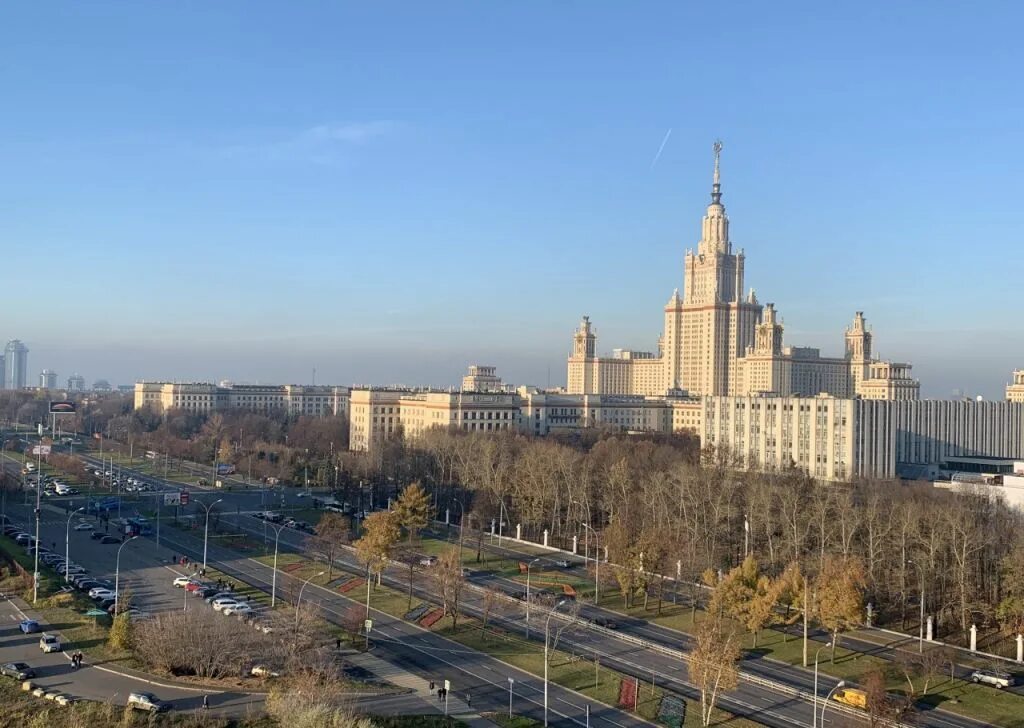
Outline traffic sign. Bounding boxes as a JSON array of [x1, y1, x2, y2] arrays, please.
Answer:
[[163, 493, 181, 506], [179, 490, 190, 506], [364, 619, 373, 632], [444, 680, 450, 691]]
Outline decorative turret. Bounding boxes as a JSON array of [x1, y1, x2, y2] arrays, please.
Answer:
[[845, 311, 872, 361], [572, 316, 596, 359]]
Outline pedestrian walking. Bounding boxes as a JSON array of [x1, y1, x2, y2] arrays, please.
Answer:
[[437, 688, 443, 703], [466, 692, 471, 708], [335, 637, 342, 650], [203, 694, 209, 710], [429, 680, 435, 691]]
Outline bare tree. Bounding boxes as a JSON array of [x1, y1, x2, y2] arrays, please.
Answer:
[[689, 612, 741, 727]]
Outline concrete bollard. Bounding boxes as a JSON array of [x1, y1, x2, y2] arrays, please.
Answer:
[[970, 624, 977, 652], [445, 508, 450, 525], [1017, 634, 1023, 664], [516, 523, 522, 541], [926, 615, 933, 642], [572, 535, 578, 554], [543, 529, 549, 547]]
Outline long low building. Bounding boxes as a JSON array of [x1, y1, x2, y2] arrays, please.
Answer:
[[134, 381, 350, 418], [704, 395, 1024, 481]]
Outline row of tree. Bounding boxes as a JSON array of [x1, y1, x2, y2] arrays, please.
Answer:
[[358, 428, 1024, 651]]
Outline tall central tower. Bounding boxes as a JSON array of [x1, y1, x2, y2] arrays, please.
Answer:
[[663, 141, 761, 395]]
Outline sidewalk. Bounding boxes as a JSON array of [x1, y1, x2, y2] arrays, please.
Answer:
[[344, 649, 500, 728]]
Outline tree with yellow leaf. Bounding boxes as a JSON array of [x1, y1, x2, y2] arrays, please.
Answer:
[[815, 555, 866, 663], [354, 511, 400, 588], [393, 481, 432, 544]]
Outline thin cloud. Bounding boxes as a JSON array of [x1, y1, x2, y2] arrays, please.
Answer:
[[219, 121, 405, 164]]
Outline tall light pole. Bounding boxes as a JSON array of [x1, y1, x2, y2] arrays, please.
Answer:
[[525, 557, 541, 639], [64, 507, 85, 582], [295, 571, 325, 631], [198, 498, 223, 571], [32, 424, 43, 604], [270, 523, 286, 607], [544, 599, 568, 727], [581, 522, 600, 603], [113, 536, 139, 617], [908, 559, 926, 652], [820, 680, 846, 727], [451, 498, 466, 566], [812, 642, 833, 728]]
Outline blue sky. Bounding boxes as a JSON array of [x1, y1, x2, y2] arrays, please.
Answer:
[[1, 1, 1021, 397]]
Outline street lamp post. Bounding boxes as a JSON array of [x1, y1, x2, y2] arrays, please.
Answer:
[[812, 642, 833, 728], [295, 571, 326, 631], [508, 677, 514, 718], [544, 599, 569, 727], [908, 559, 926, 652], [525, 557, 541, 639], [198, 498, 223, 571], [64, 507, 85, 582], [32, 425, 43, 604], [114, 536, 139, 617], [820, 680, 846, 727], [581, 522, 600, 603], [270, 523, 286, 607], [451, 498, 466, 566]]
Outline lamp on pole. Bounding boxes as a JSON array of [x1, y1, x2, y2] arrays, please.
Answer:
[[525, 557, 541, 639], [812, 642, 833, 728], [113, 536, 139, 617], [451, 498, 466, 566], [64, 507, 85, 582], [908, 559, 926, 652], [295, 571, 326, 631], [198, 498, 223, 571], [32, 424, 43, 604], [820, 680, 846, 727], [270, 523, 286, 607], [581, 522, 600, 603], [544, 599, 569, 727]]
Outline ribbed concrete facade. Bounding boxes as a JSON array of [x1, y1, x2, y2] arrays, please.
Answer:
[[855, 400, 1024, 480]]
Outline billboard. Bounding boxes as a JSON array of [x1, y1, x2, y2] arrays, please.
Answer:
[[49, 401, 76, 414], [215, 463, 236, 476], [163, 492, 181, 506], [31, 445, 51, 456]]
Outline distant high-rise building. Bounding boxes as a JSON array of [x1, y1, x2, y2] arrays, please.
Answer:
[[39, 370, 58, 390], [67, 373, 86, 391], [92, 379, 112, 392], [0, 355, 4, 389], [3, 340, 28, 390]]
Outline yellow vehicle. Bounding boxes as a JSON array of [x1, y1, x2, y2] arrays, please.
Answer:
[[832, 688, 868, 709]]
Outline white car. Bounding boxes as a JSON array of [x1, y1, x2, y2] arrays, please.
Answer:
[[211, 597, 239, 612], [73, 522, 94, 531], [89, 587, 116, 600], [172, 576, 196, 588], [223, 603, 253, 617], [39, 634, 61, 653]]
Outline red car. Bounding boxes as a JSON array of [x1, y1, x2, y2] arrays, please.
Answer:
[[184, 581, 211, 594]]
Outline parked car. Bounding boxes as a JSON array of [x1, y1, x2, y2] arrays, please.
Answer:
[[205, 591, 237, 604], [592, 617, 618, 629], [970, 669, 1015, 689], [223, 603, 253, 617], [38, 634, 61, 653], [195, 586, 220, 599], [72, 522, 93, 531], [554, 559, 571, 568], [99, 535, 121, 544], [185, 581, 213, 594], [18, 620, 40, 634], [89, 532, 105, 540], [0, 662, 36, 680], [212, 598, 240, 612], [172, 576, 196, 588], [127, 692, 169, 713], [89, 587, 116, 600]]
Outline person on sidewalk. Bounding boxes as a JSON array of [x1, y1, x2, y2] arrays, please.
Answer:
[[465, 692, 471, 708]]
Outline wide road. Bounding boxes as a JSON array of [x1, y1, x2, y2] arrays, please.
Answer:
[[147, 523, 658, 728]]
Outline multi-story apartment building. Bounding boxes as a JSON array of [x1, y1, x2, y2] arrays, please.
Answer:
[[704, 395, 1024, 482], [566, 143, 919, 402], [134, 382, 349, 418], [349, 387, 521, 452], [1007, 370, 1024, 403], [67, 374, 86, 391], [3, 340, 29, 390], [39, 370, 58, 390]]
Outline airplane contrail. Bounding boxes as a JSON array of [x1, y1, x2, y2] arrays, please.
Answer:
[[650, 128, 672, 169]]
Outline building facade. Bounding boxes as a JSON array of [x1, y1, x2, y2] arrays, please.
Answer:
[[67, 374, 86, 392], [134, 382, 350, 418], [349, 387, 522, 452], [703, 395, 1024, 482], [566, 143, 919, 402], [1007, 370, 1024, 403], [39, 370, 58, 390], [461, 365, 506, 393], [3, 340, 28, 390]]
